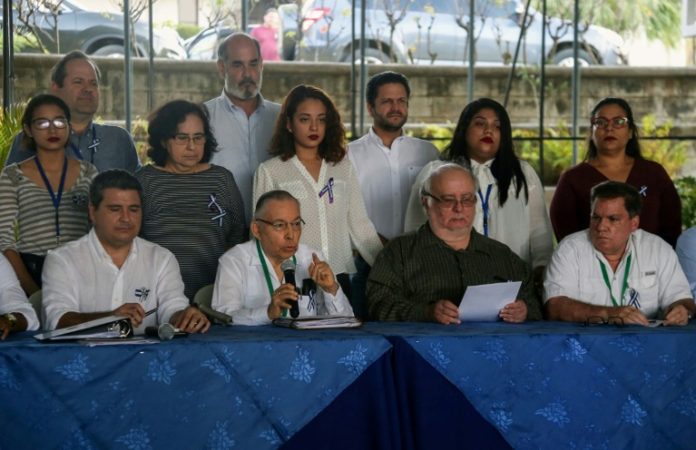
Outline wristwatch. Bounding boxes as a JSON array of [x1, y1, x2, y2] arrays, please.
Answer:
[[2, 313, 17, 330]]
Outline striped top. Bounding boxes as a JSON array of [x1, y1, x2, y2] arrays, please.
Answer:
[[0, 159, 97, 255], [136, 164, 246, 300]]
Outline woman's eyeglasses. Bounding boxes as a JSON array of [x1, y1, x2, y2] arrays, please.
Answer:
[[591, 116, 629, 129], [32, 118, 68, 130], [172, 133, 206, 146]]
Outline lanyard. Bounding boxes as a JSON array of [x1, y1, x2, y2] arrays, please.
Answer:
[[70, 123, 99, 162], [597, 253, 632, 307], [477, 184, 493, 236], [256, 239, 297, 298], [34, 156, 68, 244]]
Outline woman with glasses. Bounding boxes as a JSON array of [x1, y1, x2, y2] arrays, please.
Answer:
[[404, 98, 552, 278], [550, 97, 681, 246], [0, 94, 97, 295], [253, 85, 382, 298], [136, 100, 245, 300]]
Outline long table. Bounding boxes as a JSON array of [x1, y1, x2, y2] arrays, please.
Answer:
[[2, 322, 695, 449]]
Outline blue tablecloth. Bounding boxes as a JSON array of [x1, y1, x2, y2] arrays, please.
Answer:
[[367, 321, 696, 450], [0, 326, 392, 450]]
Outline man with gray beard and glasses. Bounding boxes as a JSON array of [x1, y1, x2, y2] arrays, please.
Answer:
[[205, 33, 280, 226]]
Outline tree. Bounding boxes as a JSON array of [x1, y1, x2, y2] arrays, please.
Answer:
[[14, 0, 65, 54], [538, 0, 681, 48]]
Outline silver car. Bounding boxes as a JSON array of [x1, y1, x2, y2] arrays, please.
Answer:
[[284, 0, 627, 65]]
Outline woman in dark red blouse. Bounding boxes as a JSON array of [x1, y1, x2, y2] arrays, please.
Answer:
[[550, 97, 681, 247]]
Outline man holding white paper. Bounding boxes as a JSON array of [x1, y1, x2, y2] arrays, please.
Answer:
[[544, 181, 694, 326], [212, 190, 354, 325], [42, 170, 209, 334], [367, 163, 540, 324]]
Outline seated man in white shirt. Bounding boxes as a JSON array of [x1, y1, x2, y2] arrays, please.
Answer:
[[42, 170, 210, 333], [212, 190, 354, 325], [0, 253, 39, 339], [544, 181, 694, 326]]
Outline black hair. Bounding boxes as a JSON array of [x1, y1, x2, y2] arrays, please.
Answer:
[[443, 98, 528, 206], [146, 100, 218, 166], [590, 181, 642, 218], [585, 97, 643, 161], [89, 170, 143, 209], [366, 71, 411, 107], [21, 94, 71, 152]]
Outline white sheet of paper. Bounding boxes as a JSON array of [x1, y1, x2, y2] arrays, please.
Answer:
[[458, 281, 522, 321]]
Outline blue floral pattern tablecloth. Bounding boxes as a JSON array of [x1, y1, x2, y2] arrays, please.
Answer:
[[0, 326, 391, 450], [373, 321, 696, 450]]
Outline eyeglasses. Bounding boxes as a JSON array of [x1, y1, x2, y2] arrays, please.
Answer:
[[255, 218, 305, 232], [583, 316, 625, 327], [172, 133, 206, 146], [32, 118, 68, 130], [422, 191, 477, 209], [591, 116, 629, 129]]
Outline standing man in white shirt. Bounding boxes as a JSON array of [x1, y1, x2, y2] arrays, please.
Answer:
[[348, 71, 439, 317], [42, 170, 210, 333], [205, 33, 281, 225]]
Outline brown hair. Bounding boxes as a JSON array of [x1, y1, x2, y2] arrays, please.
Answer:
[[269, 84, 346, 163]]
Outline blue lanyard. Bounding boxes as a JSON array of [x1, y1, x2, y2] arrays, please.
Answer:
[[70, 123, 99, 162], [34, 156, 68, 244], [477, 184, 493, 236]]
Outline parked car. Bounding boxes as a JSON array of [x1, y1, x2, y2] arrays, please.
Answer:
[[1, 0, 186, 59], [280, 0, 628, 66], [184, 26, 235, 60]]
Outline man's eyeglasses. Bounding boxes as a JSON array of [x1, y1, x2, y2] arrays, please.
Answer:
[[32, 118, 68, 130], [422, 191, 477, 209], [172, 133, 206, 146], [255, 218, 305, 232], [590, 116, 629, 129], [583, 316, 625, 327]]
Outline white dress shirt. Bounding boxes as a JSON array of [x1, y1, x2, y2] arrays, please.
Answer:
[[212, 240, 354, 325], [544, 229, 694, 319], [42, 229, 189, 332], [348, 128, 438, 239], [253, 155, 383, 273], [205, 92, 281, 224], [0, 254, 39, 330], [404, 159, 553, 267]]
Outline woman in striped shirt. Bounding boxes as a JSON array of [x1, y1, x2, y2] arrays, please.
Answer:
[[136, 100, 245, 300], [0, 94, 97, 295]]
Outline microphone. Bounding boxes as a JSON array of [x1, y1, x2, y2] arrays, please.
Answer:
[[145, 323, 188, 341], [281, 259, 299, 318]]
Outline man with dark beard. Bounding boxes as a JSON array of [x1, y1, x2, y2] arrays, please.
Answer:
[[205, 33, 280, 225], [348, 71, 438, 318]]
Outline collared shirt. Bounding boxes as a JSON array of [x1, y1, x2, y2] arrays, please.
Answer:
[[676, 227, 696, 299], [403, 159, 553, 268], [211, 240, 354, 325], [7, 123, 140, 173], [205, 92, 281, 224], [253, 155, 383, 274], [367, 223, 541, 322], [42, 229, 189, 332], [348, 128, 438, 239], [0, 254, 39, 330], [544, 229, 693, 319]]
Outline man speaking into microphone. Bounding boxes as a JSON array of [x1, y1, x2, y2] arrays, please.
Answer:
[[212, 190, 354, 325]]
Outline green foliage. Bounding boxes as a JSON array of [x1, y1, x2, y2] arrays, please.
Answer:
[[130, 117, 151, 165], [675, 176, 696, 228], [413, 123, 453, 152], [639, 115, 687, 178], [514, 123, 574, 185], [0, 103, 27, 170], [175, 23, 202, 40], [538, 0, 681, 48]]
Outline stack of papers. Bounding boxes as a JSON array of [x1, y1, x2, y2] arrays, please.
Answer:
[[273, 316, 362, 329]]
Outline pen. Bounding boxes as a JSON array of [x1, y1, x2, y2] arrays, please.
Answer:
[[145, 308, 157, 317]]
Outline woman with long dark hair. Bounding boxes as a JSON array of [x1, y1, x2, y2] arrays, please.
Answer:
[[253, 85, 382, 297], [405, 97, 552, 272], [550, 97, 681, 246]]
